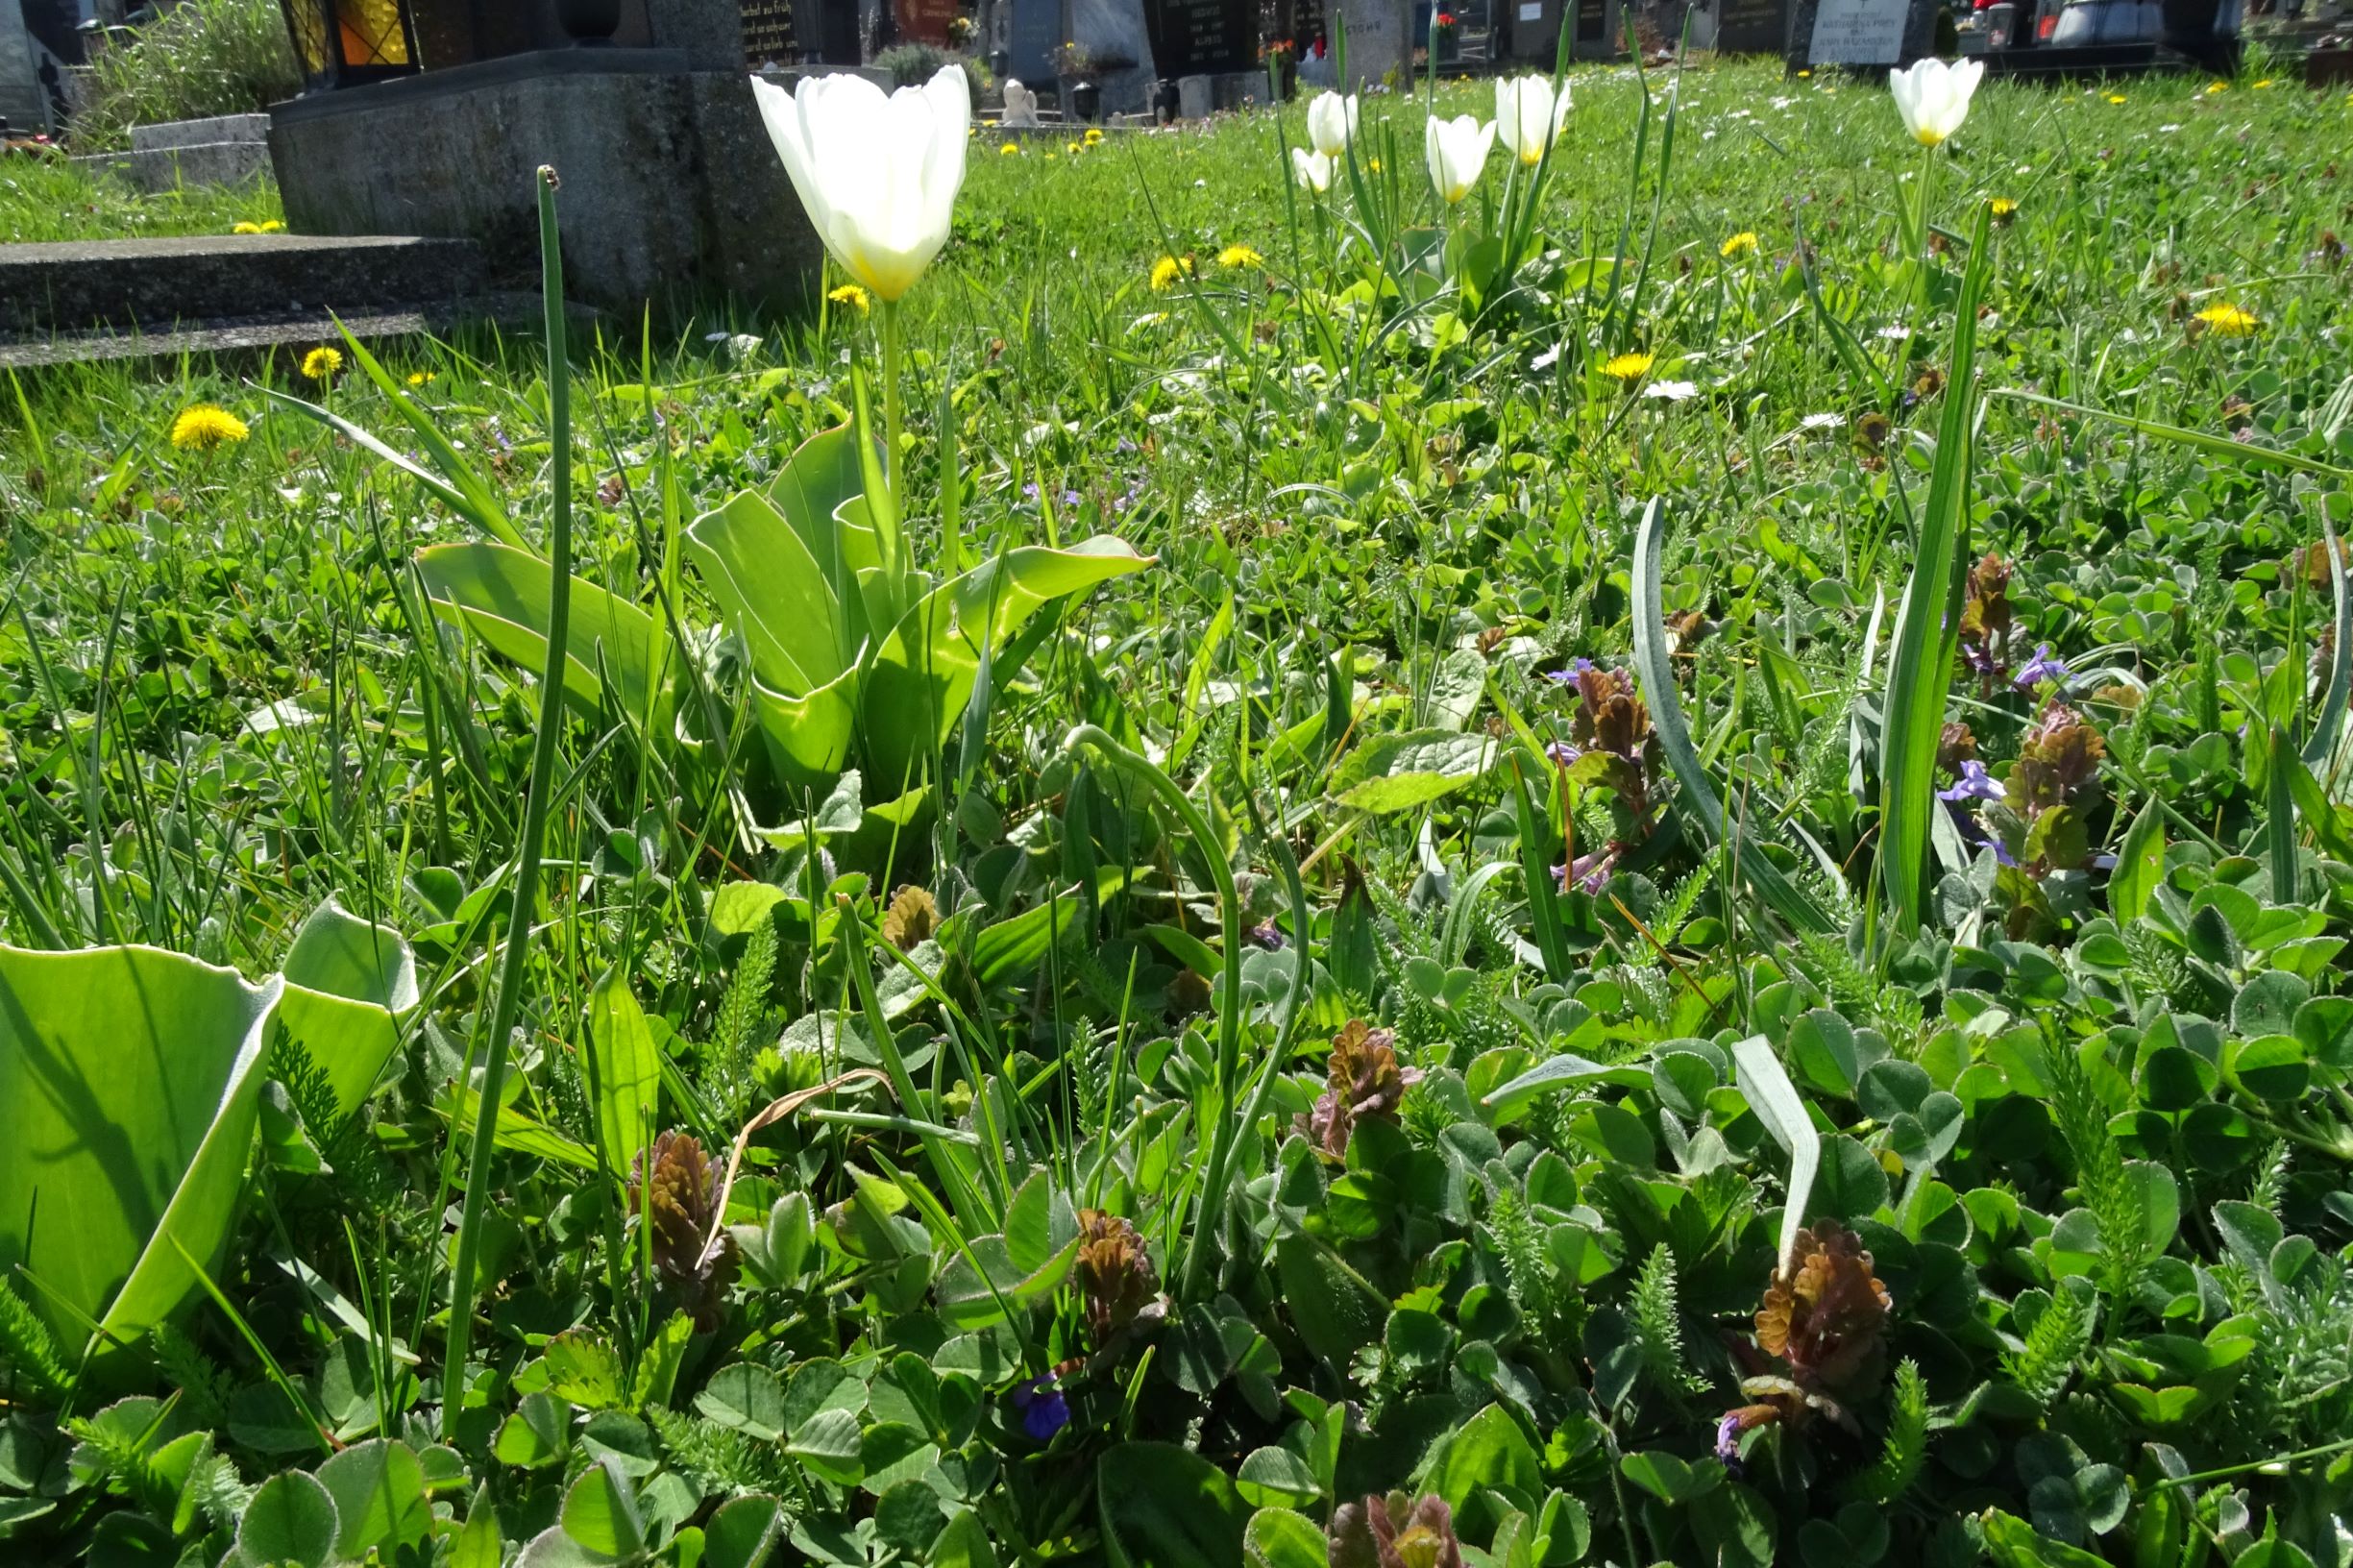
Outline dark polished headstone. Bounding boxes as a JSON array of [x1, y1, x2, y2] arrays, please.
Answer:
[[1147, 0, 1255, 74]]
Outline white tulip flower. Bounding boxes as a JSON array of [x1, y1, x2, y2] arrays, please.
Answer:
[[1306, 90, 1360, 158], [749, 65, 971, 303], [1424, 112, 1495, 206], [1291, 145, 1334, 193], [1494, 75, 1571, 166], [1888, 58, 1984, 148]]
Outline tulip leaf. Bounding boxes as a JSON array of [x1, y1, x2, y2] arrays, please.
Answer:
[[0, 903, 421, 1374], [1, 945, 279, 1369], [279, 897, 419, 1117], [749, 667, 860, 794], [683, 488, 847, 693], [1731, 1034, 1819, 1278], [861, 537, 1154, 790], [1630, 497, 1837, 936], [415, 542, 674, 733]]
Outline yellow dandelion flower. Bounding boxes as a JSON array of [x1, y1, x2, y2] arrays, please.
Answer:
[[1796, 68, 1811, 77], [1066, 140, 1081, 153], [2106, 93, 2126, 104], [231, 219, 286, 234], [406, 371, 436, 386], [301, 346, 343, 381], [170, 404, 249, 452], [1367, 157, 1382, 172], [828, 283, 871, 315], [1084, 127, 1105, 144], [233, 221, 263, 234], [1149, 254, 1194, 291], [2193, 302, 2259, 335], [2204, 81, 2227, 94], [1721, 231, 1759, 257], [1989, 196, 2018, 226], [1216, 243, 1263, 269], [2253, 78, 2274, 87], [1000, 140, 1020, 155], [1603, 351, 1654, 382]]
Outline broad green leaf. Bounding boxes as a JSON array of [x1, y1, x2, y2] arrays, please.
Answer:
[[317, 1438, 430, 1562], [495, 1392, 568, 1468], [1434, 1404, 1542, 1517], [1327, 728, 1497, 813], [545, 1331, 627, 1410], [416, 542, 674, 732], [585, 968, 659, 1179], [697, 1363, 788, 1442], [934, 1235, 1082, 1330], [788, 1407, 866, 1486], [748, 666, 859, 793], [1235, 1446, 1320, 1509], [931, 1510, 1001, 1568], [0, 944, 279, 1369], [451, 1484, 505, 1568], [1098, 1442, 1251, 1568], [236, 1469, 339, 1568], [558, 1459, 645, 1559], [1275, 1234, 1385, 1368], [701, 1495, 784, 1568], [1243, 1507, 1327, 1568], [2304, 514, 2350, 768]]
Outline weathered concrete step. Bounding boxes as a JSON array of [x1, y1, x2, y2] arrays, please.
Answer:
[[72, 139, 272, 193], [131, 112, 269, 153], [0, 294, 551, 369], [0, 234, 490, 336]]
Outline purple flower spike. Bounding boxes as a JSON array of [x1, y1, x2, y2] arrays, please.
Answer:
[[1542, 656, 1598, 685], [1248, 919, 1287, 951], [1937, 760, 2004, 803], [1544, 740, 1582, 769], [2014, 644, 2070, 691], [1021, 481, 1041, 501]]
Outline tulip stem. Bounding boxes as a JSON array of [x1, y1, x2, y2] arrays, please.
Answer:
[[879, 296, 908, 571]]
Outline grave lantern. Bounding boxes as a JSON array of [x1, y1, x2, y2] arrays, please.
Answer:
[[277, 0, 421, 90]]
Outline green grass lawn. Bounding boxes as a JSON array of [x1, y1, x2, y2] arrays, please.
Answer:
[[0, 151, 283, 242], [3, 52, 2353, 1568]]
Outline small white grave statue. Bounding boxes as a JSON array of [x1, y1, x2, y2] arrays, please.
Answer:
[[1002, 79, 1040, 127]]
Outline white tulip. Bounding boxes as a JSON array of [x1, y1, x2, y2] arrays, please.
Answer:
[[1888, 57, 1984, 148], [1306, 90, 1359, 158], [750, 65, 971, 303], [1424, 112, 1495, 205], [1494, 75, 1570, 166], [1291, 145, 1334, 193]]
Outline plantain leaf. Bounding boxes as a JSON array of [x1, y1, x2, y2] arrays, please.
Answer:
[[683, 488, 848, 694], [585, 968, 660, 1180]]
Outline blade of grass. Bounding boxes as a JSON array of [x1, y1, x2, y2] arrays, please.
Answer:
[[443, 168, 575, 1438]]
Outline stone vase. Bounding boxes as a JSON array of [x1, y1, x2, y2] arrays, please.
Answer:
[[1066, 77, 1103, 119]]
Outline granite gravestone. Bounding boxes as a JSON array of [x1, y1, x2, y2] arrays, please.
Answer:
[[1713, 0, 1789, 52], [1070, 0, 1159, 111], [1786, 0, 1935, 64], [1007, 0, 1061, 84], [1147, 0, 1256, 73]]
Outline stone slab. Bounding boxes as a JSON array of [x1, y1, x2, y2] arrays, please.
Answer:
[[1335, 0, 1411, 86], [269, 50, 825, 312], [130, 112, 268, 152], [0, 294, 553, 369], [73, 138, 270, 192], [0, 234, 488, 335]]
